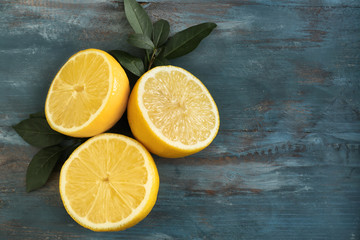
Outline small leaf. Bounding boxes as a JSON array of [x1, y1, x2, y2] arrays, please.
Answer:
[[12, 118, 66, 148], [109, 50, 145, 77], [128, 34, 155, 50], [152, 19, 170, 47], [29, 110, 45, 119], [153, 57, 170, 67], [124, 0, 152, 38], [26, 145, 63, 192], [163, 22, 217, 59]]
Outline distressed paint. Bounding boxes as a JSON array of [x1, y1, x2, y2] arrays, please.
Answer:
[[1, 0, 360, 239]]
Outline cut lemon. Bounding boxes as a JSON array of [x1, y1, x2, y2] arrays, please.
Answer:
[[127, 66, 220, 158], [59, 133, 159, 231], [45, 49, 129, 137]]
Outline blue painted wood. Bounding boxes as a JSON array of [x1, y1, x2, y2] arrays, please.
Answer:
[[1, 0, 360, 239]]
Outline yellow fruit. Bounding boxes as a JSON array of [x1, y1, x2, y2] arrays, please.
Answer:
[[59, 133, 159, 232], [45, 49, 129, 137], [127, 66, 220, 158]]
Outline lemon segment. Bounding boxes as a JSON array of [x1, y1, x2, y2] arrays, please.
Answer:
[[128, 66, 220, 158], [45, 49, 129, 137], [59, 133, 159, 231]]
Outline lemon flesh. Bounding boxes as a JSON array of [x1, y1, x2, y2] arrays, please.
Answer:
[[59, 133, 159, 231]]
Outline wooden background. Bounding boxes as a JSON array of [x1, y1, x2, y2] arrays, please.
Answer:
[[1, 0, 360, 239]]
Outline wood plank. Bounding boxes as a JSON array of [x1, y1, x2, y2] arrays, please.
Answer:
[[1, 0, 359, 239]]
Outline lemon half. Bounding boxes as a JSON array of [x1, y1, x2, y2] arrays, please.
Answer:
[[45, 49, 129, 137], [128, 66, 220, 158], [59, 133, 159, 231]]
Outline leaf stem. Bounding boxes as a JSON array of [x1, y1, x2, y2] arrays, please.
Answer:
[[144, 50, 150, 68], [148, 48, 157, 70]]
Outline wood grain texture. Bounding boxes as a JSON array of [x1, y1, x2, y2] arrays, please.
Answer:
[[1, 0, 359, 239]]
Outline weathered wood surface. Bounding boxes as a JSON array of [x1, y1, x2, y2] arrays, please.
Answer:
[[1, 0, 360, 239]]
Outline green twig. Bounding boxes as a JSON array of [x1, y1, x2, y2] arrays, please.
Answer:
[[148, 48, 157, 70]]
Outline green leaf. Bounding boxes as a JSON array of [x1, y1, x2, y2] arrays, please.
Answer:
[[109, 50, 145, 77], [128, 34, 155, 50], [153, 57, 170, 67], [124, 0, 152, 38], [152, 19, 170, 47], [29, 110, 45, 119], [163, 22, 217, 59], [26, 145, 63, 192], [12, 118, 66, 148]]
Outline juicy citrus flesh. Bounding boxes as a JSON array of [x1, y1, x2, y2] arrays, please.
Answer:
[[59, 133, 159, 231], [45, 49, 129, 137], [48, 51, 109, 129], [128, 66, 220, 158]]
